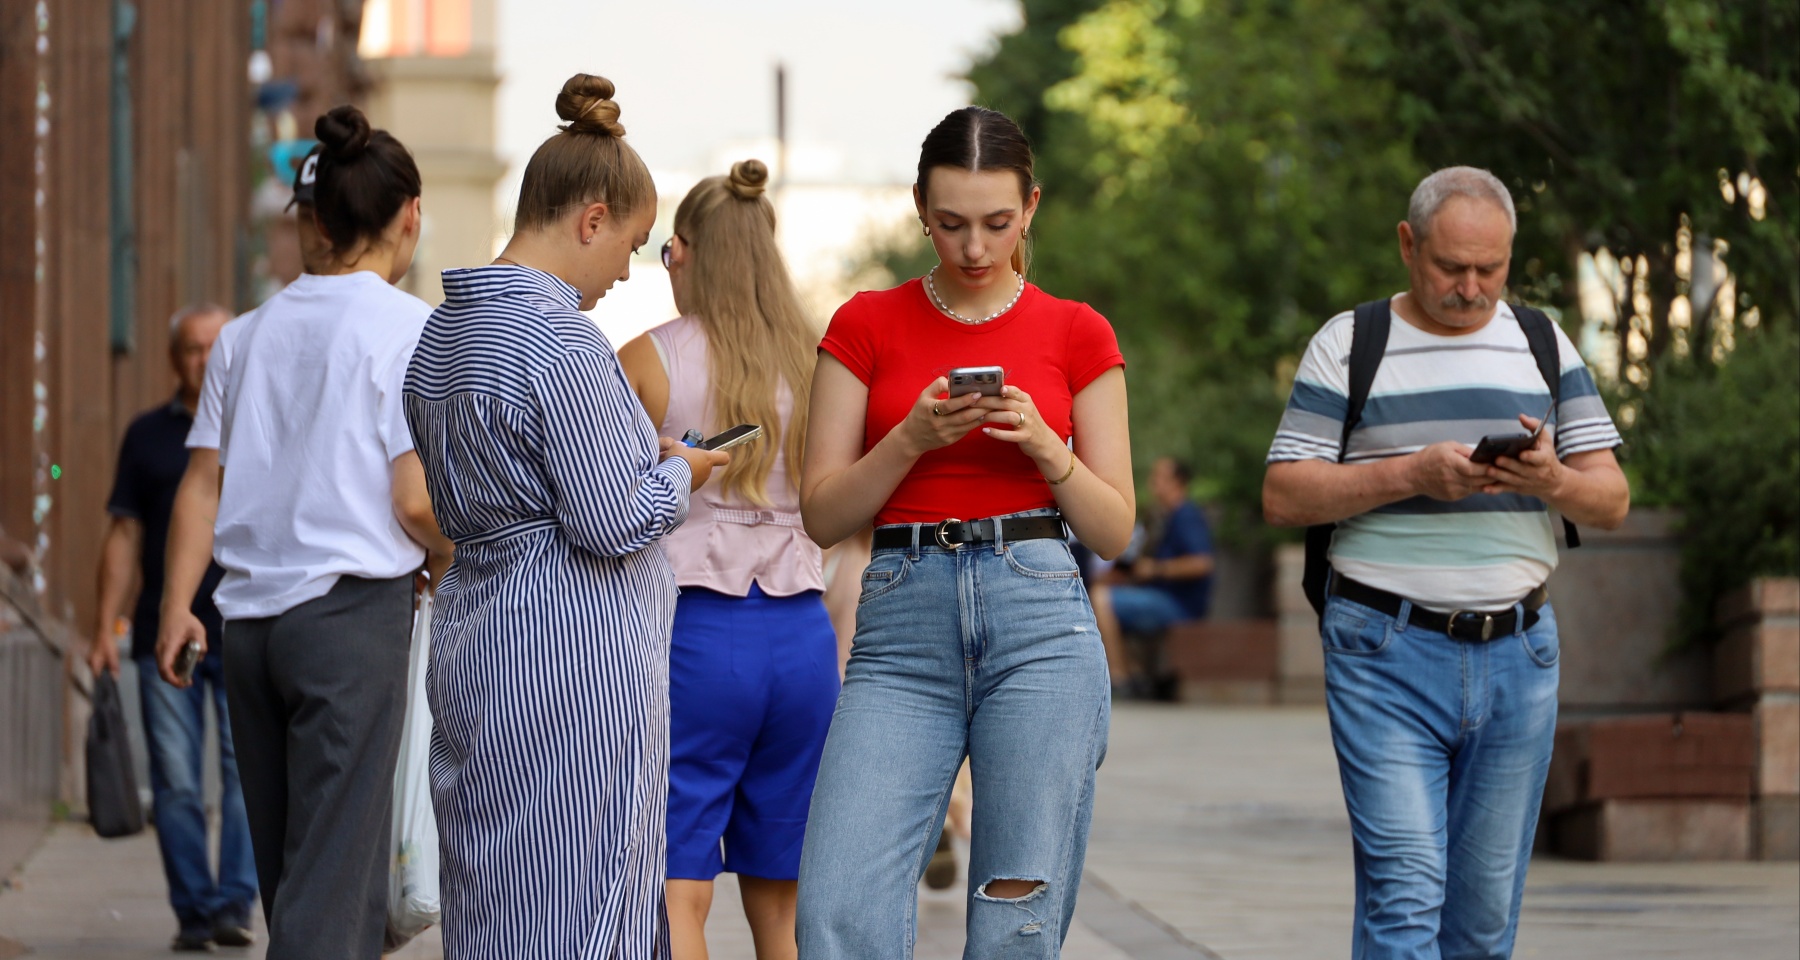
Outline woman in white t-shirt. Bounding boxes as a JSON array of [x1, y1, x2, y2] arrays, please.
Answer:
[[158, 105, 453, 960]]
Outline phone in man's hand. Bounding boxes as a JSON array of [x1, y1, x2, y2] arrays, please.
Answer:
[[947, 366, 1005, 398], [1469, 399, 1556, 465], [173, 640, 202, 685]]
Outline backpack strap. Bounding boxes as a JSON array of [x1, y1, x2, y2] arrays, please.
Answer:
[[1512, 304, 1581, 549], [1303, 300, 1393, 617], [1341, 299, 1392, 458]]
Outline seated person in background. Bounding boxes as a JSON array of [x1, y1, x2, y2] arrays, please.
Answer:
[[1093, 456, 1215, 696]]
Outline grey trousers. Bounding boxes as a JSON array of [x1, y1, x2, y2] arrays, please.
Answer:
[[223, 574, 413, 960]]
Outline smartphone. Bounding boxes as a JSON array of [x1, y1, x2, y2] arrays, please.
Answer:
[[173, 640, 202, 684], [1470, 399, 1556, 465], [948, 366, 1005, 398], [697, 424, 763, 452]]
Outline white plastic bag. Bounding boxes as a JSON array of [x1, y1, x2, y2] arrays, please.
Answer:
[[385, 591, 442, 950]]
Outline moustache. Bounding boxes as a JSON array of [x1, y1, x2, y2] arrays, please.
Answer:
[[1440, 291, 1491, 311]]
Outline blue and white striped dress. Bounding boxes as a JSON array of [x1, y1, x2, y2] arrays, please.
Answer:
[[403, 265, 692, 960]]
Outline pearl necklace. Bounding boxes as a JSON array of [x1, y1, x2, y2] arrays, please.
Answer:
[[926, 266, 1024, 325]]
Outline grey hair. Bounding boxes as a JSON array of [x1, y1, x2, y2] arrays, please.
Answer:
[[167, 303, 231, 340], [1407, 166, 1516, 241]]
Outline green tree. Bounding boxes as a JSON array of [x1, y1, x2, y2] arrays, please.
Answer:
[[1380, 0, 1799, 361], [962, 0, 1424, 527]]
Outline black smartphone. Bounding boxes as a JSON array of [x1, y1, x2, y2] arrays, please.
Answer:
[[173, 640, 202, 684], [947, 366, 1006, 398], [1469, 399, 1556, 465], [698, 424, 763, 451]]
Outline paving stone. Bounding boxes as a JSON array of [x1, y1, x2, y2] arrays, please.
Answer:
[[4, 704, 1796, 958]]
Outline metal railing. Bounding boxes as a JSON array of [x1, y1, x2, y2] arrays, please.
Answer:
[[0, 566, 69, 880]]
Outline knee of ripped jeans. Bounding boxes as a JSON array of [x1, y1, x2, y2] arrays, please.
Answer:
[[975, 877, 1049, 905]]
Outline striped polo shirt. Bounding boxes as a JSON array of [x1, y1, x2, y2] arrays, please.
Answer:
[[1268, 297, 1621, 610]]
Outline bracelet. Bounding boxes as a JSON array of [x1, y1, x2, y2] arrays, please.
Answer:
[[1047, 450, 1078, 485]]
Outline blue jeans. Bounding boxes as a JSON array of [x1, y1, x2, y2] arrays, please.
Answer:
[[1106, 584, 1191, 635], [136, 653, 257, 929], [1321, 593, 1560, 960], [797, 514, 1110, 959]]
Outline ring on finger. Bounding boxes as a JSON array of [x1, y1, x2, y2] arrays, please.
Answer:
[[1014, 412, 1025, 428], [932, 402, 945, 417]]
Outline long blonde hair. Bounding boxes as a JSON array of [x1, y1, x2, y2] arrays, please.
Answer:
[[673, 159, 817, 506]]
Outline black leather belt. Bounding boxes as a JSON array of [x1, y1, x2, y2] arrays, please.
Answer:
[[1330, 574, 1547, 642], [872, 515, 1066, 552]]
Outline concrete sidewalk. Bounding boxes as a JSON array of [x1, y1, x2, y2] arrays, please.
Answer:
[[3, 705, 1796, 958], [1088, 704, 1800, 959]]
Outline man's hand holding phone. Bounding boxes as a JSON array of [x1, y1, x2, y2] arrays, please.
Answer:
[[1481, 413, 1565, 498], [155, 608, 207, 687]]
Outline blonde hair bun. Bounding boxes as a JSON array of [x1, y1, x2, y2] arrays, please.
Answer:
[[556, 73, 626, 138], [726, 159, 769, 200]]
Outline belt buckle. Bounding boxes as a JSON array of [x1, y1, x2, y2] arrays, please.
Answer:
[[935, 518, 965, 551], [1447, 611, 1496, 642]]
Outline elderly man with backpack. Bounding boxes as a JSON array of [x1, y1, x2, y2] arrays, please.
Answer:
[[1262, 166, 1630, 959]]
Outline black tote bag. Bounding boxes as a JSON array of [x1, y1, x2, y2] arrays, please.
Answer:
[[85, 672, 145, 838]]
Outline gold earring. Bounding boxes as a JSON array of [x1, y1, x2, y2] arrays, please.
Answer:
[[920, 219, 931, 237]]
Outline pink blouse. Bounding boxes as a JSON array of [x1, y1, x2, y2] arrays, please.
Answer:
[[648, 316, 825, 597]]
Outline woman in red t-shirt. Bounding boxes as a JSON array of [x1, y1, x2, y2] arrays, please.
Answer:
[[795, 106, 1135, 957]]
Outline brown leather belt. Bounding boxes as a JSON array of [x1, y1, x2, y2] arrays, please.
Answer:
[[872, 515, 1066, 552], [1330, 574, 1547, 642]]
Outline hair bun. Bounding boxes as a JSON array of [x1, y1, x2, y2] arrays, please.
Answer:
[[726, 159, 769, 200], [556, 73, 626, 138], [315, 105, 373, 161]]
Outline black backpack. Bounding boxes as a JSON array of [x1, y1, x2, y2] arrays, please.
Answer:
[[1300, 299, 1580, 618]]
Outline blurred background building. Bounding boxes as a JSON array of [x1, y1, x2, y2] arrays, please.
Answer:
[[1, 0, 377, 882], [359, 0, 503, 304]]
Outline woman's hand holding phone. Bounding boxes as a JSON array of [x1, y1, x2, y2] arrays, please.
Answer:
[[972, 386, 1060, 467], [659, 437, 731, 492], [896, 377, 988, 457]]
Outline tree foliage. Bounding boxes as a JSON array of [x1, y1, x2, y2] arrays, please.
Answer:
[[942, 0, 1795, 562]]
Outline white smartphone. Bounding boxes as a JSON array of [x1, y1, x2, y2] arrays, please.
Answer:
[[947, 366, 1006, 398], [698, 424, 763, 452]]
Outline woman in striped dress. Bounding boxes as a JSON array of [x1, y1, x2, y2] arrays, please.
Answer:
[[402, 74, 728, 960]]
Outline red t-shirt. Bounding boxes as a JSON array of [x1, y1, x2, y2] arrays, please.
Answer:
[[818, 278, 1124, 527]]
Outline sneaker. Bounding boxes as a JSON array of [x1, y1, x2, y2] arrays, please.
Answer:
[[170, 925, 213, 952], [923, 828, 957, 890], [210, 907, 255, 948]]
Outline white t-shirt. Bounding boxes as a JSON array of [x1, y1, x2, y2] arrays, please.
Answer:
[[1267, 298, 1621, 610], [189, 272, 432, 618]]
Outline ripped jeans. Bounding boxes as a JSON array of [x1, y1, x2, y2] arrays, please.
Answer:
[[797, 511, 1110, 959]]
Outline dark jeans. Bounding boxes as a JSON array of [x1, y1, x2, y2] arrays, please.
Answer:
[[134, 653, 257, 930], [224, 574, 413, 960]]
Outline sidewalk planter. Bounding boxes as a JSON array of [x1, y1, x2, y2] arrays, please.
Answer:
[[1547, 509, 1710, 711], [1165, 620, 1279, 703], [1714, 577, 1800, 860], [1544, 713, 1756, 861], [1553, 800, 1752, 862]]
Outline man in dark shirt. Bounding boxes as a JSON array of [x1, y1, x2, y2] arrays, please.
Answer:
[[1094, 457, 1216, 695], [88, 303, 257, 951]]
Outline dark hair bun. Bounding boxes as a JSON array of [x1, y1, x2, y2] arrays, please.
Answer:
[[315, 105, 373, 161], [556, 73, 626, 138], [726, 159, 769, 200]]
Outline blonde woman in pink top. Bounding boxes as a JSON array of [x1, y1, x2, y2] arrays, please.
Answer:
[[620, 159, 834, 960]]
